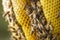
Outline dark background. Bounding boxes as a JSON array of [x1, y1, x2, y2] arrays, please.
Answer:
[[0, 0, 10, 40]]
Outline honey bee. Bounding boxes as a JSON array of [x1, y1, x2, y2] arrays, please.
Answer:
[[56, 11, 60, 18]]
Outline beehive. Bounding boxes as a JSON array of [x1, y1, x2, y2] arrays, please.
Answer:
[[2, 0, 60, 40]]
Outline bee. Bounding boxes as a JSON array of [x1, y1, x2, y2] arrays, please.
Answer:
[[56, 11, 60, 18]]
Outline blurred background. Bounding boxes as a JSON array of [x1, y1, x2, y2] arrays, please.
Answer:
[[0, 0, 10, 40]]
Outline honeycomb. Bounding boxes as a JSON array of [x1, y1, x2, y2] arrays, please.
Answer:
[[40, 0, 60, 40], [11, 0, 36, 40]]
